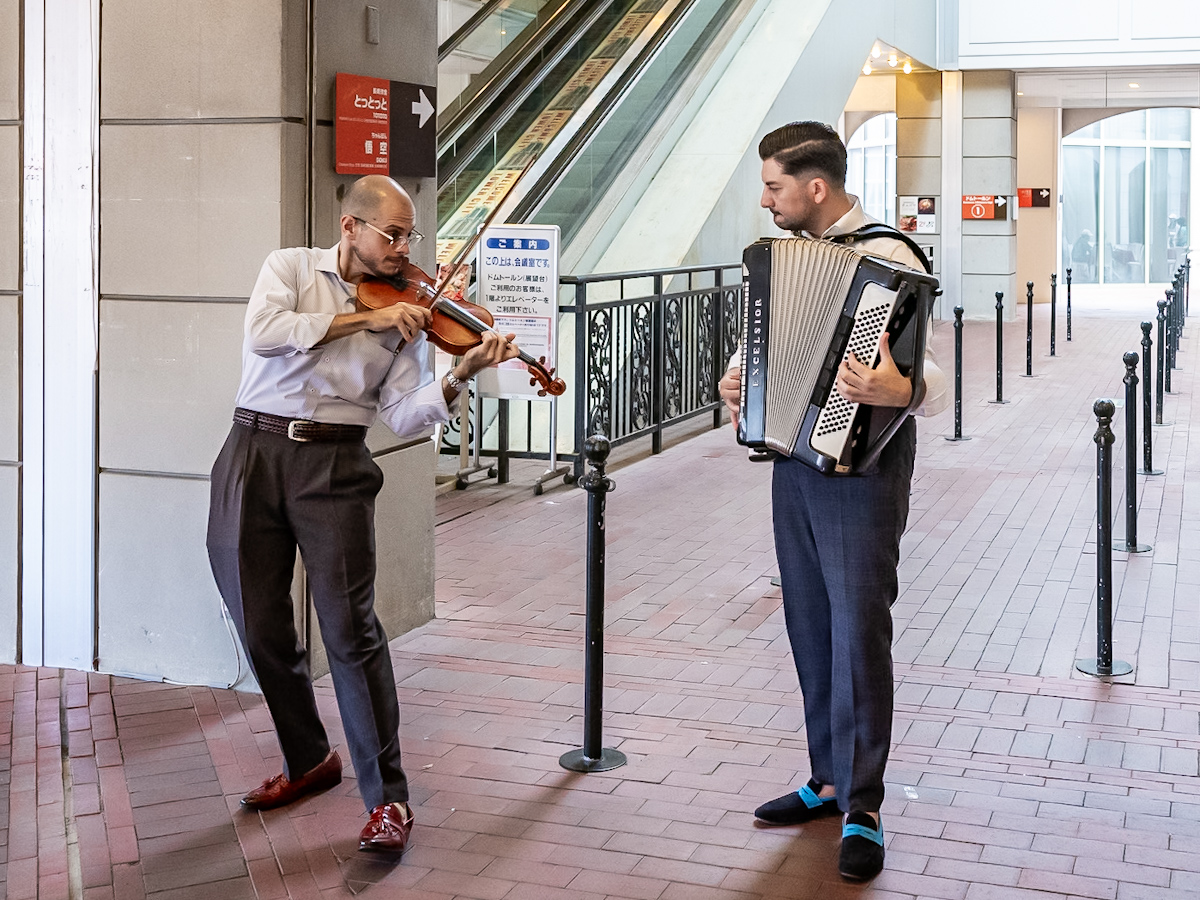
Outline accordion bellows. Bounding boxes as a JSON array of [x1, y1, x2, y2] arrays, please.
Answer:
[[737, 236, 939, 475]]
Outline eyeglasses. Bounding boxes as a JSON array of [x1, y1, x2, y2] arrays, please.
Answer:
[[354, 217, 423, 248]]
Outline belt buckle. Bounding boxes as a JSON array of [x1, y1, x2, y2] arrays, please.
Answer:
[[286, 419, 314, 442]]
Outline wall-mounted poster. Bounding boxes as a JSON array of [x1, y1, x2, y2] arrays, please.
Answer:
[[899, 197, 937, 233]]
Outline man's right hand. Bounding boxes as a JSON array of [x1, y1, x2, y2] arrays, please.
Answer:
[[718, 366, 741, 430]]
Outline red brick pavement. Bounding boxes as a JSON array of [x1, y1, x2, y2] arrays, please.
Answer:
[[3, 296, 1200, 898]]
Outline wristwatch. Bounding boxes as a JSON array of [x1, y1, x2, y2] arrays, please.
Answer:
[[444, 370, 468, 393]]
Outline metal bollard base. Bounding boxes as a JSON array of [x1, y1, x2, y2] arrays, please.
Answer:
[[1153, 421, 1175, 427], [1139, 467, 1165, 476], [559, 748, 627, 773], [943, 435, 972, 442], [769, 576, 781, 586], [1075, 658, 1133, 677], [988, 399, 1010, 404], [1114, 541, 1153, 553]]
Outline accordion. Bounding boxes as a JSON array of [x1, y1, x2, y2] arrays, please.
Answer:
[[737, 236, 938, 474]]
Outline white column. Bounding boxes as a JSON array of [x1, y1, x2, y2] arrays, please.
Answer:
[[22, 0, 100, 669], [941, 70, 963, 319]]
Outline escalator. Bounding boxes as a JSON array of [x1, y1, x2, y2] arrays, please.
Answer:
[[436, 0, 752, 264]]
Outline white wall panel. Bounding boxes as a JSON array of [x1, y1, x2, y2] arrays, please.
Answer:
[[958, 0, 1200, 67], [99, 300, 244, 475], [97, 472, 252, 688]]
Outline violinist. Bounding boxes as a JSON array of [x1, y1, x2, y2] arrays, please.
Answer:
[[206, 174, 517, 855]]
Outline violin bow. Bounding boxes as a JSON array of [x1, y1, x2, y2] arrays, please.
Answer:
[[428, 158, 538, 314]]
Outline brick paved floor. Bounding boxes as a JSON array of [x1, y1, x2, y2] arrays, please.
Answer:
[[3, 292, 1200, 899]]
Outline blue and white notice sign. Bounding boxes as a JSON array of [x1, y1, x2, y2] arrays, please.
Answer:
[[475, 224, 560, 400]]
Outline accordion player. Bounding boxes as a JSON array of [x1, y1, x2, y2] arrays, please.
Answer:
[[737, 235, 939, 475]]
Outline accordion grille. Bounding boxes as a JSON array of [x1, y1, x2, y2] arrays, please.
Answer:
[[764, 239, 863, 452]]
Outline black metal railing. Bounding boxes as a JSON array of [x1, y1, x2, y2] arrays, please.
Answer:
[[440, 262, 742, 482], [563, 262, 741, 474]]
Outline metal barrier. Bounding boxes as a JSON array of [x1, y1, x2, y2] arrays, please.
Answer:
[[562, 263, 742, 477]]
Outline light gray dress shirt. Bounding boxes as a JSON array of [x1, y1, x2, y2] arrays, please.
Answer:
[[234, 245, 455, 440]]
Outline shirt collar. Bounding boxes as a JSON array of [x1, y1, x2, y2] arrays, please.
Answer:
[[315, 244, 341, 277], [800, 195, 869, 240]]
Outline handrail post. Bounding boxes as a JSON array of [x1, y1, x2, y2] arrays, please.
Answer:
[[1165, 289, 1175, 393], [651, 273, 664, 456], [1156, 299, 1167, 422], [573, 280, 589, 481]]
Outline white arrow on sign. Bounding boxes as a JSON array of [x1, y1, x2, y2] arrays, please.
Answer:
[[1040, 189, 1051, 199], [994, 195, 1007, 207], [412, 89, 434, 128]]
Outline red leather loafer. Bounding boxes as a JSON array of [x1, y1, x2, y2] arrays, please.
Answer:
[[241, 750, 342, 810], [359, 802, 414, 853]]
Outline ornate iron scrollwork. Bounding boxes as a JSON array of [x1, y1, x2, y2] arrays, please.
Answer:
[[629, 302, 653, 434], [588, 308, 612, 438], [664, 297, 682, 419]]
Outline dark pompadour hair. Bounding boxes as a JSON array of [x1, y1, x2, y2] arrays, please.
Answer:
[[757, 121, 847, 189]]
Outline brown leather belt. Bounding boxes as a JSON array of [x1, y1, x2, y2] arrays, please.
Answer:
[[234, 408, 367, 443]]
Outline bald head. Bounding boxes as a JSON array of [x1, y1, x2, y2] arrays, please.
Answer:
[[342, 175, 413, 221]]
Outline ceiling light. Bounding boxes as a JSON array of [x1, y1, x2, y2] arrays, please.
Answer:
[[1016, 91, 1024, 96], [888, 54, 898, 67], [863, 62, 872, 75], [902, 60, 912, 74], [1129, 82, 1140, 88], [872, 44, 882, 58]]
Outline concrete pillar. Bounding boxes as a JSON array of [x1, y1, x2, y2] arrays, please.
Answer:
[[0, 0, 17, 661], [11, 0, 439, 684], [896, 72, 943, 314], [961, 71, 1017, 319]]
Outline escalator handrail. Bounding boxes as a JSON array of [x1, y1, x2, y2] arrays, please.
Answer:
[[439, 0, 518, 63], [437, 0, 597, 161], [509, 0, 723, 223]]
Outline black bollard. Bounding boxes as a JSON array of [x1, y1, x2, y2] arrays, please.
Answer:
[[1050, 273, 1057, 356], [1156, 299, 1167, 423], [560, 435, 627, 773], [1140, 322, 1163, 475], [945, 305, 971, 442], [1165, 290, 1175, 392], [1116, 352, 1151, 553], [1186, 257, 1191, 317], [1024, 280, 1034, 376], [1066, 267, 1073, 341], [1076, 400, 1134, 678], [990, 291, 1008, 403]]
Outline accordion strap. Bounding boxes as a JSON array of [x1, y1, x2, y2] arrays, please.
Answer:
[[830, 224, 933, 275]]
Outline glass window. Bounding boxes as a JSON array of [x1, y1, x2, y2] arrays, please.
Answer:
[[1071, 121, 1100, 141], [1103, 146, 1146, 283], [845, 113, 896, 226], [1102, 110, 1146, 142], [1063, 146, 1100, 283], [1149, 147, 1190, 281], [1149, 108, 1190, 142]]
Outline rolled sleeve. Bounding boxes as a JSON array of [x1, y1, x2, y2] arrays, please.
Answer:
[[377, 335, 455, 439]]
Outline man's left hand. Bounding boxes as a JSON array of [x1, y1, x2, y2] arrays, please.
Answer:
[[836, 331, 913, 408], [459, 331, 521, 377]]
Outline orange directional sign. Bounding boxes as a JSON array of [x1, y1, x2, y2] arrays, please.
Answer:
[[1018, 187, 1052, 208], [962, 195, 1008, 220]]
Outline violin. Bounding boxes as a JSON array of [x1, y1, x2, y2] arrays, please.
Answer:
[[356, 261, 566, 397]]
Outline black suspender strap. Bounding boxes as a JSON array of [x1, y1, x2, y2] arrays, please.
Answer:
[[829, 224, 933, 275]]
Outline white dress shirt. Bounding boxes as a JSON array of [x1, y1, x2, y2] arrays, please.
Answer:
[[234, 245, 455, 440], [728, 198, 949, 417]]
